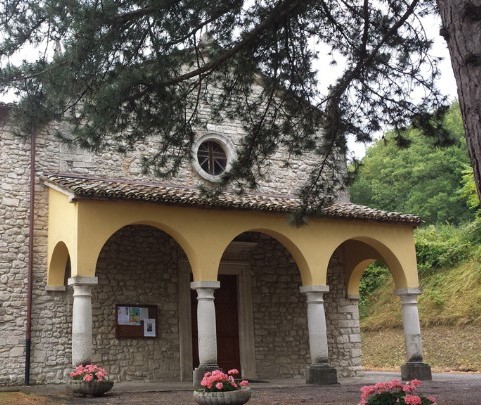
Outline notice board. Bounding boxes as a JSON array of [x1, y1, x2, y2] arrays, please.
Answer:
[[115, 304, 158, 339]]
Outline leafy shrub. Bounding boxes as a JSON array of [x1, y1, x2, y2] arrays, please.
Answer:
[[415, 224, 472, 275]]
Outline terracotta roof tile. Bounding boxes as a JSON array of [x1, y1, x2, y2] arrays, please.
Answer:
[[42, 173, 422, 226]]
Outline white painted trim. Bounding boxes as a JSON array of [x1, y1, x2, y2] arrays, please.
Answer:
[[219, 262, 257, 379], [43, 181, 76, 202]]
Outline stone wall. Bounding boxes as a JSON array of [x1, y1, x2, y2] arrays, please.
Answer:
[[0, 122, 34, 384], [93, 225, 181, 382], [0, 104, 358, 385], [249, 234, 310, 379], [325, 249, 363, 377], [37, 100, 348, 201], [247, 234, 363, 379]]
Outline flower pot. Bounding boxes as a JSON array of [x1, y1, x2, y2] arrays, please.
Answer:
[[67, 380, 114, 396], [193, 388, 251, 405]]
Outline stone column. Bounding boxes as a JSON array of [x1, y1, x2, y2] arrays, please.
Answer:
[[68, 276, 98, 366], [395, 288, 432, 380], [191, 281, 220, 388], [300, 285, 338, 385]]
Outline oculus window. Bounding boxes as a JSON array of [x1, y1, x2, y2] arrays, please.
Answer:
[[197, 140, 227, 176], [192, 133, 235, 182]]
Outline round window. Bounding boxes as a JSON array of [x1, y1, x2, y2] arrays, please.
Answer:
[[192, 133, 235, 182], [196, 140, 227, 176]]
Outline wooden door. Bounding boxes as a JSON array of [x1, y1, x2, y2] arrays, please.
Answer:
[[192, 274, 241, 372]]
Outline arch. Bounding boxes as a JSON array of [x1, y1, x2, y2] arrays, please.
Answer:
[[47, 241, 70, 287], [93, 220, 197, 277], [339, 237, 415, 297], [346, 259, 376, 299], [225, 228, 312, 285]]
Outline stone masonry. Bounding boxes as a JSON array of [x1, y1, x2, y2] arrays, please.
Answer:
[[0, 101, 361, 385]]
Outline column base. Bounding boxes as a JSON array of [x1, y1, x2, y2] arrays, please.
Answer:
[[306, 364, 338, 385], [193, 364, 220, 389], [401, 362, 432, 381]]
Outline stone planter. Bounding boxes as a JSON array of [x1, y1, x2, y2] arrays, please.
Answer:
[[193, 388, 251, 405], [67, 380, 114, 396]]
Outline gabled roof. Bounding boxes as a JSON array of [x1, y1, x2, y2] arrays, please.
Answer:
[[42, 173, 422, 226]]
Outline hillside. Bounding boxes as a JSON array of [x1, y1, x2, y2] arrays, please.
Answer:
[[360, 221, 481, 372]]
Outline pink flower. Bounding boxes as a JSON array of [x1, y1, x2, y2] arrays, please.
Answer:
[[404, 394, 422, 405], [69, 364, 109, 382], [240, 380, 249, 387], [200, 369, 244, 392], [359, 379, 434, 405]]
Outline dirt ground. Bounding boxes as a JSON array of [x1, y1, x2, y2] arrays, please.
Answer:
[[3, 373, 481, 405], [362, 326, 481, 373]]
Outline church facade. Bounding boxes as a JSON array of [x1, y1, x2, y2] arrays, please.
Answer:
[[0, 100, 431, 386]]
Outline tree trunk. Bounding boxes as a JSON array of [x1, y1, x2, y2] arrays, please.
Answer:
[[437, 0, 481, 198]]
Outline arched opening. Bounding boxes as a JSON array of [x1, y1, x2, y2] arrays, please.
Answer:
[[206, 231, 310, 379], [357, 261, 405, 371], [326, 238, 411, 377], [47, 241, 71, 288], [91, 224, 189, 382]]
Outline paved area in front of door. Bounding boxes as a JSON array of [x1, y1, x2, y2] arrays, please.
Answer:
[[13, 371, 481, 404]]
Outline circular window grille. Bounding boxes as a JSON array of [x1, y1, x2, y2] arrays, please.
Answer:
[[196, 140, 227, 176]]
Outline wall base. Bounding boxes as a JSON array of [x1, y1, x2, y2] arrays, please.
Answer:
[[306, 364, 338, 385], [401, 362, 432, 381]]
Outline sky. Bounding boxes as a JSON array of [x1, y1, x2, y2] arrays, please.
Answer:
[[341, 13, 459, 159], [1, 9, 459, 161]]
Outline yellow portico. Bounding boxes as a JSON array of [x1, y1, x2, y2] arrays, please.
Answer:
[[44, 173, 431, 384]]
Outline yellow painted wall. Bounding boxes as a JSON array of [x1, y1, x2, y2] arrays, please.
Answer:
[[46, 189, 420, 293], [47, 189, 79, 286]]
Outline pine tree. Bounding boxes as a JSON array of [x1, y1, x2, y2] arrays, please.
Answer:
[[0, 0, 452, 213]]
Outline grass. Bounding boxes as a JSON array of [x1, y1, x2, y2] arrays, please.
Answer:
[[360, 223, 481, 372], [0, 392, 58, 405], [361, 257, 481, 331], [362, 325, 481, 372]]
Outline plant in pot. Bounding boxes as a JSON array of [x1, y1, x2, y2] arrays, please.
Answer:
[[360, 379, 436, 405], [67, 364, 114, 397], [194, 369, 251, 405]]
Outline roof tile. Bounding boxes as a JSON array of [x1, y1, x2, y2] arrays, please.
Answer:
[[42, 173, 422, 225]]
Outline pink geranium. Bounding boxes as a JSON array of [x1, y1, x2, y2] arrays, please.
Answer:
[[199, 369, 249, 393], [359, 379, 436, 405], [69, 364, 110, 382]]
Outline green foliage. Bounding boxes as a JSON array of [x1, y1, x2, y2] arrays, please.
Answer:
[[415, 224, 472, 275], [0, 0, 448, 209], [361, 221, 481, 328], [458, 166, 481, 213], [350, 104, 473, 225], [359, 263, 390, 317]]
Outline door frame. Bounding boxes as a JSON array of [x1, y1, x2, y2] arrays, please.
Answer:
[[178, 259, 256, 380]]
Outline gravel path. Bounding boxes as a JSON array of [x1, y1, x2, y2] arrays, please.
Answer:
[[36, 373, 481, 405]]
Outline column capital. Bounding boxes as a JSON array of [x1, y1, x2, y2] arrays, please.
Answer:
[[191, 281, 220, 290], [300, 285, 329, 294], [68, 276, 98, 286], [395, 288, 421, 305], [394, 288, 421, 296]]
